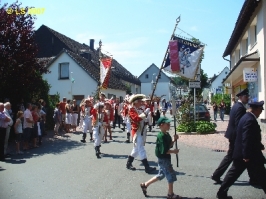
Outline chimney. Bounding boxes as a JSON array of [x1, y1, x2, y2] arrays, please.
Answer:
[[90, 39, 94, 50]]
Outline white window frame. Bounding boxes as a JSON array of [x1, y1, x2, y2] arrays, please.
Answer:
[[59, 63, 69, 79]]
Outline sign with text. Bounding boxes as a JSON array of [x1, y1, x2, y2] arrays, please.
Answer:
[[243, 68, 257, 82], [189, 81, 201, 88]]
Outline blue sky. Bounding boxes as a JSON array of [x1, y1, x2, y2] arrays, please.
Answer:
[[3, 0, 245, 78]]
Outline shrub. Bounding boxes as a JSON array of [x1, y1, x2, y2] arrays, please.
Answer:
[[177, 121, 215, 134]]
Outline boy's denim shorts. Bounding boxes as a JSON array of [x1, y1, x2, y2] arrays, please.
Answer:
[[156, 158, 177, 183]]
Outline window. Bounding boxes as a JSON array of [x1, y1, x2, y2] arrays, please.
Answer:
[[59, 63, 69, 79], [225, 72, 228, 75], [120, 96, 123, 102], [145, 74, 149, 78], [254, 25, 257, 43]]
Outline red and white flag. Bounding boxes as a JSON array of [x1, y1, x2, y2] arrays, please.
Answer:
[[100, 57, 112, 89]]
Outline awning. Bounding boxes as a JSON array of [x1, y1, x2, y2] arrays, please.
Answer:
[[223, 51, 260, 84]]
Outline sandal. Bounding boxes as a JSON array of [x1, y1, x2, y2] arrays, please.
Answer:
[[167, 193, 181, 199], [140, 183, 147, 197]]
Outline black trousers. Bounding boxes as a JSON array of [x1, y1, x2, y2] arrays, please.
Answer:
[[113, 113, 121, 128], [0, 127, 7, 160], [213, 140, 234, 178], [218, 159, 266, 195]]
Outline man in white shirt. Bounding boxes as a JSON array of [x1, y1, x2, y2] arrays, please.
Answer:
[[0, 103, 11, 161], [3, 102, 13, 155]]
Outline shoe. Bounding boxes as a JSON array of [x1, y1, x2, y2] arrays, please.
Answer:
[[211, 175, 223, 184], [80, 140, 86, 143], [249, 179, 260, 186], [216, 193, 233, 199], [124, 140, 130, 143], [167, 193, 181, 199], [140, 183, 147, 197]]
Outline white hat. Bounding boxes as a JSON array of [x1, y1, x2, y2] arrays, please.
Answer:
[[94, 102, 104, 109], [129, 94, 146, 104]]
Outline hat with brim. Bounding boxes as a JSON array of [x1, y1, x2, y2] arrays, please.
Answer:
[[248, 100, 264, 110], [100, 92, 106, 97], [236, 88, 249, 97], [85, 98, 91, 102], [129, 94, 146, 104], [157, 117, 172, 126], [142, 97, 151, 101]]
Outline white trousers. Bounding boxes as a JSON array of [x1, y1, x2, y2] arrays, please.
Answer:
[[125, 117, 131, 133], [79, 114, 84, 128], [130, 133, 147, 160], [93, 126, 105, 147], [71, 113, 78, 126], [147, 113, 152, 126], [65, 113, 72, 124], [83, 117, 92, 133]]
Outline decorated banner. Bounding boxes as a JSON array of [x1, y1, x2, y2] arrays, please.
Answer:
[[100, 57, 112, 89], [243, 68, 258, 82], [168, 40, 180, 72], [163, 36, 204, 80]]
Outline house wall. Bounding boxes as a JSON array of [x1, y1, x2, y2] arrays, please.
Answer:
[[104, 88, 126, 100], [138, 64, 170, 83], [210, 68, 230, 95], [141, 82, 171, 101], [43, 52, 98, 100], [227, 1, 266, 131]]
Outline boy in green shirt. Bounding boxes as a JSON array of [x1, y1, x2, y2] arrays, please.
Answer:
[[140, 117, 180, 199]]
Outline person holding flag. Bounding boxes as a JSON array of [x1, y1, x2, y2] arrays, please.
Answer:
[[80, 98, 94, 143], [126, 94, 156, 174]]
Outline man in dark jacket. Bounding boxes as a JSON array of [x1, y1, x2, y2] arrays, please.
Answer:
[[216, 101, 266, 199], [212, 89, 249, 183]]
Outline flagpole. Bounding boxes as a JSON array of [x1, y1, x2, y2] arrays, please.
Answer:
[[97, 40, 102, 101], [150, 16, 181, 102]]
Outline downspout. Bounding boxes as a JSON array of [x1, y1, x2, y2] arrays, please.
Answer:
[[223, 56, 231, 70]]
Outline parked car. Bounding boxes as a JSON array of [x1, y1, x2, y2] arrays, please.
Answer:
[[190, 103, 211, 121]]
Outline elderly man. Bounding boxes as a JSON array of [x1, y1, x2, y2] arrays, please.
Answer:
[[0, 103, 11, 161], [3, 102, 13, 156], [217, 101, 266, 199], [126, 94, 156, 174]]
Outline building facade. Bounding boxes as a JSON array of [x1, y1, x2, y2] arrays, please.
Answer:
[[223, 0, 266, 130]]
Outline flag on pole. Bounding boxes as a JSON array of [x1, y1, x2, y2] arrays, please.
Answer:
[[163, 36, 204, 80], [100, 57, 112, 89]]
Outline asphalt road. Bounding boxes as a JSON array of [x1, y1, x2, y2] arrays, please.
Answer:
[[0, 114, 265, 199]]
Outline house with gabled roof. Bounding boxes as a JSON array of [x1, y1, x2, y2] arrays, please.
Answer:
[[35, 25, 141, 103], [138, 63, 178, 101], [222, 0, 266, 130]]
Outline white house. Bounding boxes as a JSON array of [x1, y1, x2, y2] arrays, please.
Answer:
[[138, 64, 177, 101], [42, 49, 127, 104], [222, 0, 266, 130], [208, 67, 230, 99], [35, 25, 141, 103]]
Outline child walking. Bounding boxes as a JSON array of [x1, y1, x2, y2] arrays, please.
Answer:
[[14, 111, 24, 154], [140, 117, 180, 199]]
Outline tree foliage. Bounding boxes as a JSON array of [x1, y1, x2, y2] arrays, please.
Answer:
[[0, 1, 49, 104]]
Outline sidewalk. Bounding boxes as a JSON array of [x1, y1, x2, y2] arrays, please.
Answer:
[[177, 105, 266, 153]]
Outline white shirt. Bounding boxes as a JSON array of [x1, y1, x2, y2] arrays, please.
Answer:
[[23, 109, 33, 129], [4, 108, 13, 126], [0, 112, 9, 128]]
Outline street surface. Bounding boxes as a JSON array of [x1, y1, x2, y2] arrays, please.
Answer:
[[0, 112, 265, 199]]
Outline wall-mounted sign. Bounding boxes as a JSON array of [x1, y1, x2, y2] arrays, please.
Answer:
[[243, 68, 257, 82]]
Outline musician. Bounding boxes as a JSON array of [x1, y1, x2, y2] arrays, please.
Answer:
[[122, 96, 131, 143], [143, 97, 153, 132], [103, 101, 114, 142], [80, 99, 94, 143], [92, 102, 108, 158], [126, 94, 156, 174]]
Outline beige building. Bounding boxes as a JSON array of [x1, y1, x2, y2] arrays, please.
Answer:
[[223, 0, 266, 131]]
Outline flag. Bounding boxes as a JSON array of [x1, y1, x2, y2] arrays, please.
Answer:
[[163, 36, 204, 80], [71, 77, 75, 83], [100, 57, 112, 89]]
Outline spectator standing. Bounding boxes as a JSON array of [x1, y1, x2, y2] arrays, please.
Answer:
[[71, 99, 79, 132], [113, 97, 122, 129], [14, 111, 24, 154], [3, 102, 13, 156], [213, 102, 218, 122], [219, 100, 226, 121], [53, 103, 61, 136], [0, 103, 11, 161], [23, 103, 34, 150], [59, 97, 67, 130], [65, 100, 72, 133], [40, 100, 47, 136], [31, 105, 39, 148]]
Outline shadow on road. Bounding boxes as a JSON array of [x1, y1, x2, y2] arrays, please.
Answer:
[[102, 153, 128, 159]]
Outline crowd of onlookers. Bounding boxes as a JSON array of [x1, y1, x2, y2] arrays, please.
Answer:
[[0, 98, 47, 162]]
